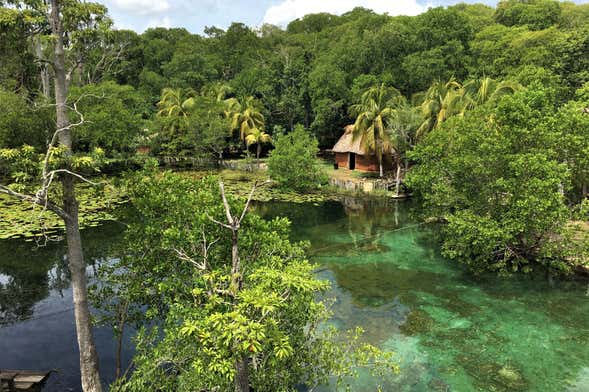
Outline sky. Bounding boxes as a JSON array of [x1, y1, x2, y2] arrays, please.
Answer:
[[101, 0, 589, 34]]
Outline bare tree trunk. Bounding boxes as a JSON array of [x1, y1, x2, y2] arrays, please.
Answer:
[[377, 139, 384, 178], [256, 143, 261, 164], [114, 310, 126, 379], [212, 182, 259, 392], [234, 356, 250, 392], [230, 229, 240, 290], [229, 222, 249, 392], [51, 1, 102, 391], [63, 180, 102, 392]]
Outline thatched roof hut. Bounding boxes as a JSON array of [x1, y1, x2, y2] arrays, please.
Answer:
[[332, 125, 383, 172], [332, 125, 369, 155]]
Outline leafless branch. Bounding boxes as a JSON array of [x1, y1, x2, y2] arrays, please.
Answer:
[[173, 247, 207, 270], [201, 229, 220, 271], [219, 181, 234, 225], [0, 184, 69, 220], [87, 43, 127, 84], [47, 169, 102, 186], [238, 181, 258, 224], [206, 214, 232, 229]]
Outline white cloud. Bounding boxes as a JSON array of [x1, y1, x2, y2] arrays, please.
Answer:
[[111, 0, 171, 16], [263, 0, 427, 26], [146, 15, 172, 29]]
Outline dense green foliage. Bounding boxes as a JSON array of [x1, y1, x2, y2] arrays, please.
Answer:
[[0, 0, 586, 267], [0, 0, 587, 268], [68, 82, 148, 155], [267, 125, 326, 191], [1, 0, 588, 389], [96, 171, 395, 391], [0, 89, 51, 149], [3, 0, 589, 153], [408, 85, 589, 274]]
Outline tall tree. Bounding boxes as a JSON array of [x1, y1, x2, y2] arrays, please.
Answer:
[[408, 86, 588, 274], [155, 87, 196, 154], [387, 103, 421, 195], [0, 1, 109, 390], [350, 83, 403, 177], [462, 76, 520, 109], [226, 96, 265, 143], [244, 128, 271, 163], [102, 173, 395, 391], [416, 77, 465, 139]]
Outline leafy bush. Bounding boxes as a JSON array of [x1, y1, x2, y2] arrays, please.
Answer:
[[267, 125, 327, 191], [0, 89, 52, 150], [98, 172, 396, 391], [68, 81, 149, 155], [408, 86, 585, 274]]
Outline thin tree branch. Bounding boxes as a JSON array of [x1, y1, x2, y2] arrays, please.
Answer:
[[206, 214, 232, 229], [172, 248, 207, 270], [0, 184, 69, 220], [238, 181, 258, 224], [218, 181, 234, 225], [47, 169, 102, 186]]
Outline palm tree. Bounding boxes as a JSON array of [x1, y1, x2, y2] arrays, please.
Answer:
[[416, 78, 465, 140], [156, 88, 196, 135], [226, 96, 265, 143], [416, 77, 520, 140], [350, 83, 403, 177], [202, 82, 233, 103], [245, 128, 272, 163], [462, 77, 521, 109]]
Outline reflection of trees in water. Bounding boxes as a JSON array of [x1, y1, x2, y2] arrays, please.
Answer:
[[48, 255, 70, 297], [255, 197, 418, 257], [0, 240, 57, 325], [0, 221, 125, 325], [341, 197, 413, 255]]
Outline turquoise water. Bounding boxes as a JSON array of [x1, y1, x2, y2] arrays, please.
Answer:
[[1, 198, 588, 391], [256, 198, 589, 392]]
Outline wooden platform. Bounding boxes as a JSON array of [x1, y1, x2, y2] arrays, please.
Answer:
[[0, 370, 50, 391]]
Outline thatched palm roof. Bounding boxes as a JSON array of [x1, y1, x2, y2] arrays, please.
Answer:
[[332, 125, 372, 155]]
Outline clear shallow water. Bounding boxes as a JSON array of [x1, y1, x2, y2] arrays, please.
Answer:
[[1, 198, 588, 391], [255, 199, 589, 392]]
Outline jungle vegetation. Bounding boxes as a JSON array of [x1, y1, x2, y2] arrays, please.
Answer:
[[0, 0, 589, 390]]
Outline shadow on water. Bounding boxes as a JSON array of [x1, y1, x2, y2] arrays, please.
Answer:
[[1, 198, 588, 391]]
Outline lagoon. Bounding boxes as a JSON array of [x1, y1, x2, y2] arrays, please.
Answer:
[[1, 198, 588, 391]]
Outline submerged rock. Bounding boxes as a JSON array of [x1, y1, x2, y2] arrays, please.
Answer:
[[496, 366, 527, 390], [400, 309, 434, 335]]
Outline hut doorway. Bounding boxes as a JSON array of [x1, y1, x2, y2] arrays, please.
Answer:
[[348, 152, 356, 170]]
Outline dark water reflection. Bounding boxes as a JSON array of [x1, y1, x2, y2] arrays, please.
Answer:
[[1, 199, 588, 391], [0, 221, 134, 391]]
